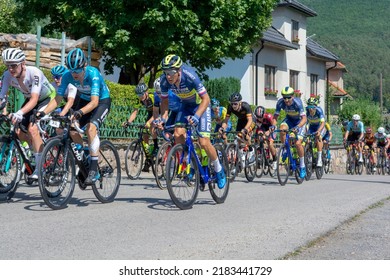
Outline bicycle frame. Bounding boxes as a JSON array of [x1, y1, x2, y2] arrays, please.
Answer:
[[281, 130, 299, 172]]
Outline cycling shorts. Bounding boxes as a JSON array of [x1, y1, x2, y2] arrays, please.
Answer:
[[175, 104, 212, 137], [281, 118, 306, 139], [76, 98, 111, 130], [20, 97, 52, 133]]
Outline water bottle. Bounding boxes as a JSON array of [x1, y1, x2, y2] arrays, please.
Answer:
[[292, 147, 298, 159], [142, 141, 150, 157], [201, 148, 208, 166]]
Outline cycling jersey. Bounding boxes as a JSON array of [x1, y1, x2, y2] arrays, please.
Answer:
[[51, 81, 77, 100], [306, 106, 325, 127], [325, 122, 331, 132], [254, 112, 273, 130], [58, 66, 110, 101], [375, 132, 388, 145], [226, 102, 252, 120], [212, 106, 232, 132], [137, 93, 155, 112], [364, 133, 375, 145], [274, 97, 306, 122], [346, 121, 364, 134], [154, 89, 181, 112], [0, 66, 56, 101]]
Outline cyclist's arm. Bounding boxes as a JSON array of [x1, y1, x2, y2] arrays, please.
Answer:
[[153, 105, 159, 120], [328, 131, 333, 141], [60, 84, 77, 116], [20, 92, 39, 114], [244, 114, 253, 131], [317, 120, 325, 133], [77, 95, 99, 116], [194, 92, 210, 119], [127, 109, 138, 123], [42, 95, 63, 115], [297, 115, 307, 128]]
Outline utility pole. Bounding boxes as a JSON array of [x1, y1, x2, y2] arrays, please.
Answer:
[[380, 73, 383, 113]]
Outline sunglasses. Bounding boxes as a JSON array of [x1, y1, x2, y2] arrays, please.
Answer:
[[283, 96, 292, 100], [52, 75, 62, 80], [70, 68, 84, 74], [231, 102, 239, 106], [6, 63, 21, 69], [164, 69, 178, 76]]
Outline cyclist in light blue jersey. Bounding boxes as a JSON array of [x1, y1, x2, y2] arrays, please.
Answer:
[[306, 96, 325, 167], [343, 114, 364, 163], [158, 54, 227, 189], [36, 48, 111, 184], [273, 86, 307, 178]]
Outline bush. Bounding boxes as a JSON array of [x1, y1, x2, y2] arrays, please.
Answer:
[[204, 77, 241, 108], [337, 98, 382, 129]]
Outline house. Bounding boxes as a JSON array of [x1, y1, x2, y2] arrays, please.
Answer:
[[206, 0, 346, 118]]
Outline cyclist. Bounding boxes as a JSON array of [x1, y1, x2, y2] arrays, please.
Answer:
[[343, 114, 364, 163], [341, 120, 349, 139], [374, 127, 389, 165], [253, 105, 277, 170], [123, 83, 159, 172], [210, 98, 231, 144], [0, 48, 56, 179], [158, 54, 227, 189], [306, 96, 325, 167], [220, 92, 255, 163], [50, 65, 79, 116], [273, 86, 307, 178], [36, 48, 111, 184], [364, 127, 376, 171], [322, 121, 333, 160]]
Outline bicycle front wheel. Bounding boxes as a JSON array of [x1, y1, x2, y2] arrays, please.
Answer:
[[244, 145, 257, 182], [255, 145, 264, 178], [92, 140, 121, 203], [38, 138, 75, 210], [225, 143, 238, 182], [276, 145, 290, 186], [209, 143, 230, 204], [0, 138, 22, 199], [166, 144, 199, 210], [125, 140, 143, 179], [304, 144, 313, 181]]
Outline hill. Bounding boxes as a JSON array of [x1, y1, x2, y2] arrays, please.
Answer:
[[299, 0, 390, 110]]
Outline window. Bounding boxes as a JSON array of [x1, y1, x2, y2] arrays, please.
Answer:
[[289, 70, 299, 90], [264, 65, 276, 91], [292, 20, 299, 43], [310, 74, 318, 95]]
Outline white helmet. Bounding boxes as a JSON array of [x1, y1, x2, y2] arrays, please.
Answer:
[[352, 114, 360, 121], [378, 127, 385, 134], [2, 48, 26, 64], [153, 77, 161, 94]]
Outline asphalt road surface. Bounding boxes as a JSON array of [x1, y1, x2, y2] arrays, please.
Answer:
[[1, 173, 390, 260]]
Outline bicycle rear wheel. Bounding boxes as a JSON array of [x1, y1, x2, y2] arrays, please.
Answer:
[[166, 144, 199, 210], [0, 138, 22, 199], [276, 145, 290, 186], [92, 140, 121, 203], [244, 145, 256, 182], [323, 151, 331, 174], [304, 144, 313, 181], [208, 143, 229, 204], [38, 138, 75, 210], [225, 143, 238, 182], [154, 141, 172, 190], [255, 145, 264, 178], [125, 140, 143, 179]]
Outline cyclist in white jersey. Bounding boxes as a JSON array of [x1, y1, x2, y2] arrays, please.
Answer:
[[0, 48, 56, 179]]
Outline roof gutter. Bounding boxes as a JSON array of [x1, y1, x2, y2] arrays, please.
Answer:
[[255, 40, 265, 105], [326, 61, 338, 122]]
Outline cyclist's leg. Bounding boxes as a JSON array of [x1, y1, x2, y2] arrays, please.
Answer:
[[294, 122, 306, 178]]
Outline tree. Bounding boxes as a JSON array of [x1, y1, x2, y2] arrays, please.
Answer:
[[0, 0, 30, 33], [15, 0, 277, 86]]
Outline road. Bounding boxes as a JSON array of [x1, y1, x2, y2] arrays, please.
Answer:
[[1, 173, 390, 260]]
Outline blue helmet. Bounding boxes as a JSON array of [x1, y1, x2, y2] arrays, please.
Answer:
[[66, 48, 87, 70], [51, 65, 68, 76], [211, 98, 220, 108]]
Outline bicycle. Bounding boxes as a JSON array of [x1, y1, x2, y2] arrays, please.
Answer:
[[254, 131, 275, 178], [363, 146, 376, 175], [322, 142, 332, 174], [345, 141, 363, 175], [275, 129, 304, 186], [37, 114, 121, 209], [225, 131, 257, 182], [165, 123, 229, 210], [376, 146, 387, 175], [304, 133, 323, 180], [124, 124, 157, 180]]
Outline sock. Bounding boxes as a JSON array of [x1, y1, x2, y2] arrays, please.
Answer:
[[300, 157, 305, 168], [213, 159, 222, 173], [34, 153, 42, 166], [317, 151, 322, 161], [89, 156, 98, 172]]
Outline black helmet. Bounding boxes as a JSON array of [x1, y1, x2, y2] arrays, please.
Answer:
[[254, 106, 265, 118], [229, 92, 242, 103], [135, 83, 148, 96]]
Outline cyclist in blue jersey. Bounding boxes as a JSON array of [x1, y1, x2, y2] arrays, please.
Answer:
[[306, 96, 325, 167], [210, 98, 231, 144], [35, 48, 111, 184], [273, 86, 307, 178], [158, 54, 227, 189], [343, 114, 364, 163]]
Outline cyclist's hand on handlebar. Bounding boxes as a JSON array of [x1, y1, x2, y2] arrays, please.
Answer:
[[218, 127, 225, 136], [241, 128, 248, 135], [10, 110, 23, 124], [122, 121, 131, 128], [0, 98, 7, 111], [30, 111, 45, 124], [188, 114, 200, 126], [72, 109, 84, 120]]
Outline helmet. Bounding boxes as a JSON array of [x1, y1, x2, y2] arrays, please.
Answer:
[[352, 114, 360, 121], [66, 48, 87, 70], [153, 77, 161, 93], [161, 54, 182, 70], [211, 98, 220, 108], [366, 127, 372, 134], [307, 97, 319, 107], [51, 65, 67, 76], [229, 92, 242, 103], [281, 86, 294, 96], [2, 48, 25, 64], [378, 127, 385, 134], [135, 83, 148, 96], [342, 120, 349, 126], [254, 106, 265, 118]]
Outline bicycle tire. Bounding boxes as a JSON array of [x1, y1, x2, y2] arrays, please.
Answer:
[[255, 145, 264, 178], [276, 145, 290, 186], [92, 140, 121, 203], [154, 141, 172, 190], [315, 165, 324, 179], [225, 143, 238, 182], [304, 144, 313, 181], [244, 145, 256, 182], [38, 137, 76, 210], [323, 151, 331, 174], [166, 144, 199, 210], [0, 138, 22, 199], [208, 143, 230, 204], [125, 140, 143, 179]]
